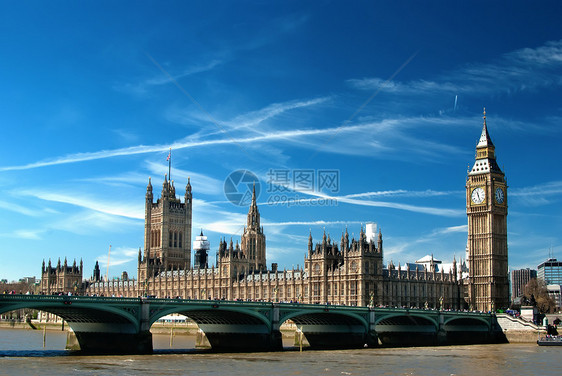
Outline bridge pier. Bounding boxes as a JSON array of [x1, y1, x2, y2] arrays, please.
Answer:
[[366, 309, 380, 347], [73, 331, 153, 354], [437, 313, 447, 345], [203, 331, 283, 352]]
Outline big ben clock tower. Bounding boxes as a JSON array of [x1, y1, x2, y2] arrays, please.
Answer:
[[466, 109, 509, 311]]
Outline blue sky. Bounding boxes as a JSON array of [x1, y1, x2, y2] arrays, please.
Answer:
[[1, 1, 561, 282]]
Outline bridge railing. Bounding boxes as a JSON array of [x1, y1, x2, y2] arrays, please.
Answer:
[[0, 294, 142, 303], [0, 294, 494, 318]]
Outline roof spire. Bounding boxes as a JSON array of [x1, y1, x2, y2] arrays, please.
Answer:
[[477, 107, 494, 149]]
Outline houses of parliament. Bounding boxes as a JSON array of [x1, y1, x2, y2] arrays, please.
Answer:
[[40, 111, 509, 311]]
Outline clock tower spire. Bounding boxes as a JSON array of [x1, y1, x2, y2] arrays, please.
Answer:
[[465, 108, 509, 311]]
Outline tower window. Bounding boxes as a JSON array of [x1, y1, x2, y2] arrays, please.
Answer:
[[178, 232, 182, 248]]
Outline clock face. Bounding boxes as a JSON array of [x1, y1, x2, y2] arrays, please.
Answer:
[[471, 187, 485, 204], [495, 187, 505, 204]]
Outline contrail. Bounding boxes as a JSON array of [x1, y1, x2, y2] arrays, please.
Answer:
[[454, 95, 458, 111]]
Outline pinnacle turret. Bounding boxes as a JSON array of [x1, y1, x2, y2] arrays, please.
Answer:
[[469, 108, 502, 175], [477, 108, 495, 149], [246, 182, 261, 229]]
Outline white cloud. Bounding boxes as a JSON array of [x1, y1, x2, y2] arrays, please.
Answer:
[[383, 224, 468, 264], [348, 40, 562, 97], [192, 198, 248, 236], [510, 180, 562, 207], [145, 161, 223, 196], [14, 229, 44, 240], [48, 211, 141, 235], [347, 77, 459, 94], [19, 190, 144, 220], [146, 59, 223, 86], [224, 97, 331, 133], [262, 220, 363, 227], [97, 246, 140, 269], [342, 189, 460, 199], [299, 192, 464, 217], [114, 58, 223, 96], [0, 229, 45, 240], [0, 110, 478, 173], [0, 200, 43, 217]]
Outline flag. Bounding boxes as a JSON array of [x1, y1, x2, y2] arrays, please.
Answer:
[[166, 149, 171, 161]]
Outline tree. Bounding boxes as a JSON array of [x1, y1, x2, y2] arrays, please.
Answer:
[[523, 278, 557, 314]]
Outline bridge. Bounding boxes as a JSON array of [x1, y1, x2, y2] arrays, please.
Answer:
[[0, 295, 506, 354]]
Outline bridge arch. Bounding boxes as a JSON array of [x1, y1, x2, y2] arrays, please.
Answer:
[[279, 308, 371, 349], [441, 315, 493, 345], [0, 298, 139, 330], [280, 309, 369, 329], [147, 300, 279, 351], [148, 305, 272, 330], [375, 313, 439, 328], [0, 295, 151, 354], [443, 315, 491, 330], [374, 312, 439, 347]]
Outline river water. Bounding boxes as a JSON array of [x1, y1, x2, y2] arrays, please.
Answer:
[[0, 328, 559, 376]]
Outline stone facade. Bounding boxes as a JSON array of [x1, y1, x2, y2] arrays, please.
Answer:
[[137, 175, 192, 281], [465, 109, 509, 311], [40, 258, 83, 294], [42, 112, 509, 310], [84, 176, 462, 309]]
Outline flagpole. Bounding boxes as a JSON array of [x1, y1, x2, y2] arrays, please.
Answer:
[[168, 147, 172, 182]]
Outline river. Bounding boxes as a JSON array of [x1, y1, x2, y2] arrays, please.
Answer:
[[0, 328, 559, 375]]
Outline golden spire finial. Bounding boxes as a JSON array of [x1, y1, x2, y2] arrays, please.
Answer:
[[483, 107, 487, 126]]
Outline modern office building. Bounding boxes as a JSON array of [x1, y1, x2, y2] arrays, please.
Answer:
[[537, 258, 562, 285], [510, 268, 537, 301]]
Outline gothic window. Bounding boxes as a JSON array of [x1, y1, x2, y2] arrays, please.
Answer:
[[313, 283, 320, 298], [178, 232, 182, 248], [169, 231, 173, 247], [313, 264, 320, 275], [174, 232, 177, 247]]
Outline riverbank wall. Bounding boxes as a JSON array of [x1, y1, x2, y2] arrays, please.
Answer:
[[496, 314, 545, 343]]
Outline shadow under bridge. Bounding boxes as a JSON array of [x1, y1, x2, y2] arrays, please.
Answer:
[[375, 312, 439, 346], [0, 295, 149, 354], [149, 300, 280, 352], [279, 306, 375, 349]]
